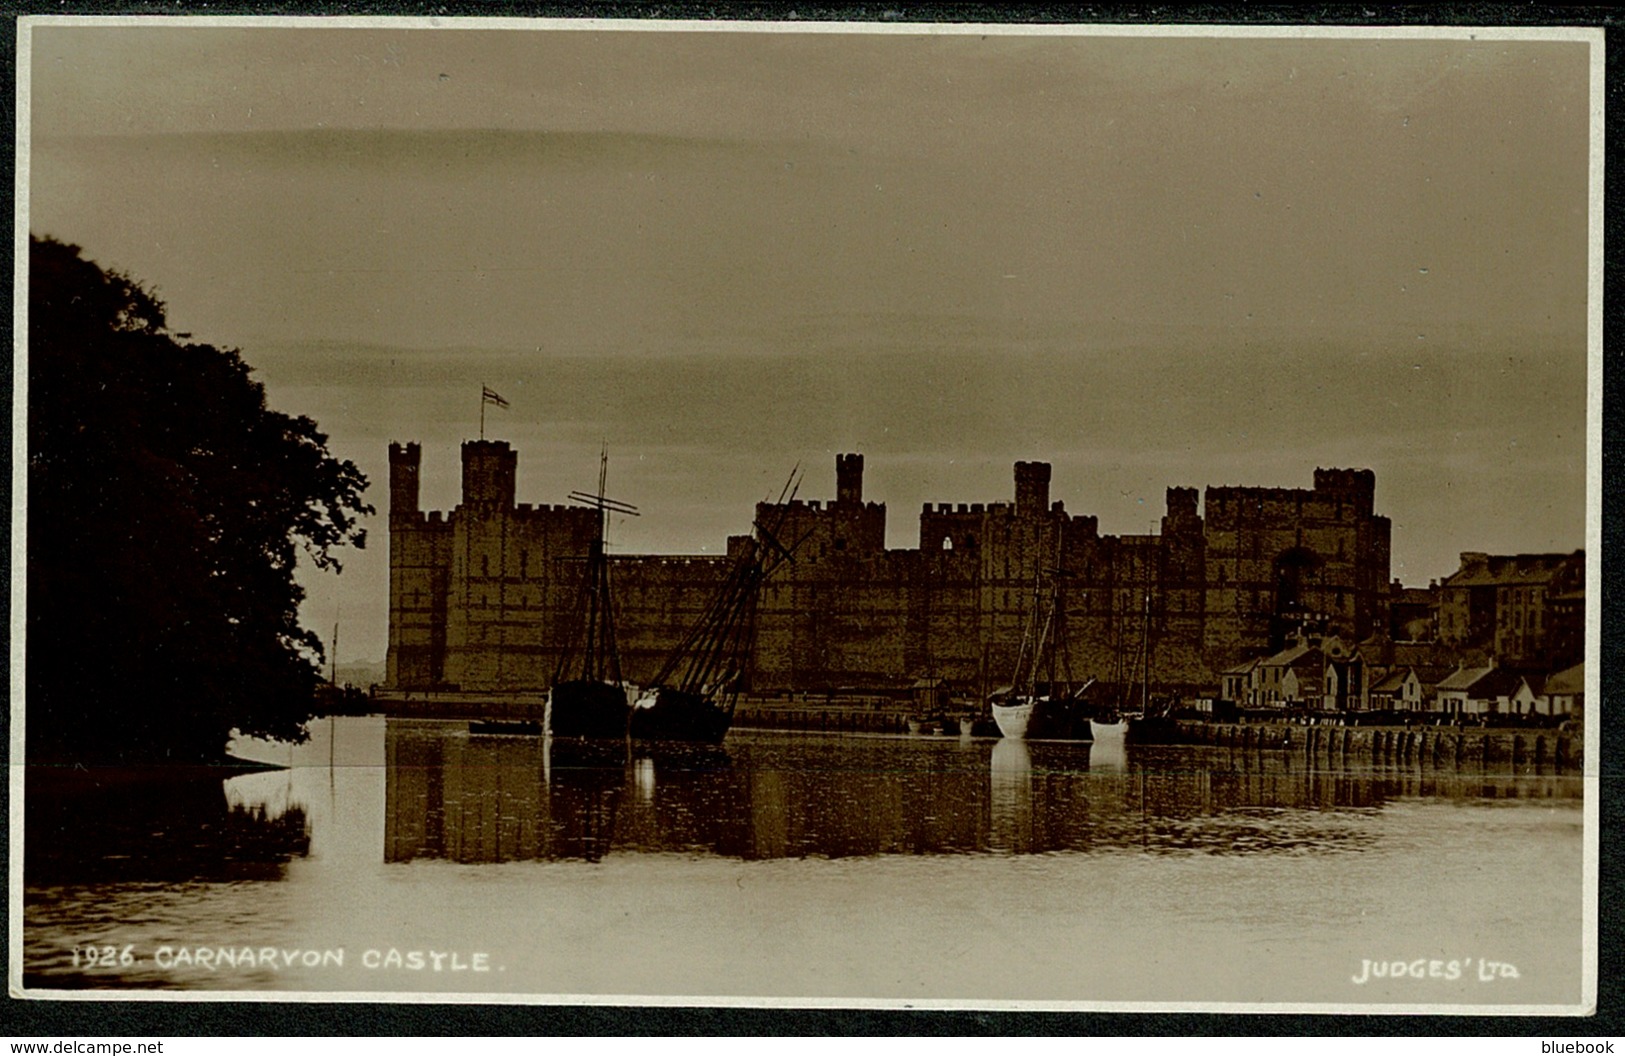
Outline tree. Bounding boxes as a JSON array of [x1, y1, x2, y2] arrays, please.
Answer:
[[27, 236, 372, 765]]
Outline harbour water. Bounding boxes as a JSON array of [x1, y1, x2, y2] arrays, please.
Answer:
[[21, 716, 1586, 1007]]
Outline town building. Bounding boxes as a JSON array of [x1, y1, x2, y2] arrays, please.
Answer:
[[1437, 551, 1585, 669]]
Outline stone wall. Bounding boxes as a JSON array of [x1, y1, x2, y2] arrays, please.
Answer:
[[385, 442, 1395, 699]]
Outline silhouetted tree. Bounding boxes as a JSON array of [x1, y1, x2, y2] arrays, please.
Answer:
[[27, 236, 372, 765]]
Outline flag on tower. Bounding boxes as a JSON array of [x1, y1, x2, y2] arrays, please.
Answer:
[[482, 385, 510, 409]]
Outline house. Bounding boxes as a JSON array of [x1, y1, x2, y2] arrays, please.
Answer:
[[1319, 636, 1365, 711], [1433, 665, 1492, 719], [1255, 641, 1321, 708], [1220, 657, 1260, 705], [1368, 667, 1419, 712], [1541, 662, 1585, 717], [1432, 664, 1525, 721]]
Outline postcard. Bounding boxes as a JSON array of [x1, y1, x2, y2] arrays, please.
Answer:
[[9, 15, 1601, 1014]]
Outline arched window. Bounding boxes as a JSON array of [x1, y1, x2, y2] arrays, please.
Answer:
[[942, 536, 953, 551]]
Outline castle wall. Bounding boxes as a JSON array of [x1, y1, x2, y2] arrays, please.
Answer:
[[386, 441, 1395, 700], [441, 499, 599, 691], [1198, 468, 1389, 673], [611, 555, 733, 684]]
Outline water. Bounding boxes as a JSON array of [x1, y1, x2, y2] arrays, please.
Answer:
[[21, 716, 1586, 1007]]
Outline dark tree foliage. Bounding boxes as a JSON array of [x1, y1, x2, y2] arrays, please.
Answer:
[[27, 236, 372, 765]]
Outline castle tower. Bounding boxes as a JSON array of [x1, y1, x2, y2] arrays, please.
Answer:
[[389, 441, 421, 523], [1313, 467, 1376, 517], [836, 452, 864, 505], [1014, 461, 1051, 518], [386, 440, 451, 691], [1162, 487, 1201, 535], [461, 440, 517, 510]]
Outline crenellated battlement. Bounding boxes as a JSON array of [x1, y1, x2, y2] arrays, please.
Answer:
[[836, 452, 865, 504], [510, 502, 595, 519], [1014, 460, 1052, 516], [778, 497, 885, 515], [610, 554, 731, 569], [1314, 467, 1377, 495], [391, 508, 455, 529]]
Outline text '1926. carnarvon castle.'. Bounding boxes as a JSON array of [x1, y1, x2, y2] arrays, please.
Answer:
[[386, 440, 1411, 701]]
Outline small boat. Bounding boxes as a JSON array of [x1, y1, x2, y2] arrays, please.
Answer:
[[468, 719, 544, 737]]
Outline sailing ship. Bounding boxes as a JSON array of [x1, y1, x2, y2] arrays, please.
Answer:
[[547, 447, 640, 740], [628, 472, 802, 744], [1120, 590, 1182, 745], [990, 534, 1092, 741], [1090, 590, 1146, 742]]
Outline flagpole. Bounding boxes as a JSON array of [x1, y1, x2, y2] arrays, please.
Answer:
[[480, 386, 486, 441]]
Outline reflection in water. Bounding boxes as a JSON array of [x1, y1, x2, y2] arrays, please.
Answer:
[[1087, 730, 1128, 773], [25, 766, 310, 886], [21, 718, 1585, 1001], [988, 738, 1032, 851], [380, 721, 1579, 864]]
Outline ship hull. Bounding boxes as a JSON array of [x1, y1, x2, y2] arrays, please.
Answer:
[[991, 700, 1032, 739], [547, 680, 632, 739], [1124, 713, 1182, 746], [992, 697, 1093, 742], [628, 687, 733, 745], [1089, 718, 1128, 742]]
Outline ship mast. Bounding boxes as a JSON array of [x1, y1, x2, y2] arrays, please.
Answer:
[[560, 444, 639, 685]]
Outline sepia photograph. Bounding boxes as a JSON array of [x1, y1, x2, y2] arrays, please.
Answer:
[[9, 16, 1601, 1013]]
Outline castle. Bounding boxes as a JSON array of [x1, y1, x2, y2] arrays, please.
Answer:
[[385, 440, 1394, 700]]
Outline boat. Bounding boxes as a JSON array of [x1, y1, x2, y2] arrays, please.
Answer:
[[628, 471, 802, 744], [1072, 585, 1175, 745], [905, 678, 955, 738], [1089, 713, 1127, 742], [990, 533, 1092, 742], [1118, 590, 1183, 745], [991, 687, 1093, 740], [990, 694, 1034, 739], [468, 719, 544, 737], [548, 447, 639, 740], [1124, 705, 1182, 746]]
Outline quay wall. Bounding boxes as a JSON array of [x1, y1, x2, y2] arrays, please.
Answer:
[[733, 701, 912, 735], [1169, 720, 1583, 774], [372, 690, 916, 733], [371, 692, 1584, 768]]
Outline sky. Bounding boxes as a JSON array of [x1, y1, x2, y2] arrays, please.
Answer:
[[22, 21, 1597, 664]]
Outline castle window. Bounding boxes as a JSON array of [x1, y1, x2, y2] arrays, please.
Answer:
[[834, 538, 847, 551], [481, 555, 489, 578], [942, 536, 953, 551]]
